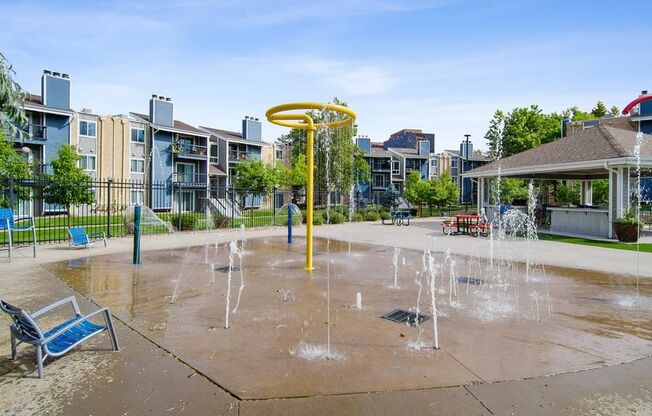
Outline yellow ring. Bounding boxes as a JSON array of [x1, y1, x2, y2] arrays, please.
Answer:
[[265, 102, 356, 130]]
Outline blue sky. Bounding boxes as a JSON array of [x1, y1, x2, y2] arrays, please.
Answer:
[[2, 0, 651, 151]]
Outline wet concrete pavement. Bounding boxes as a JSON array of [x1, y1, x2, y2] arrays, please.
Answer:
[[1, 219, 651, 415]]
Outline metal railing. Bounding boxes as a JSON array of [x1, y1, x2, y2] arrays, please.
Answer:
[[175, 142, 207, 158], [172, 172, 208, 185], [228, 149, 252, 161]]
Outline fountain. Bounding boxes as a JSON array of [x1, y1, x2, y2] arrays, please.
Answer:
[[124, 205, 176, 234], [266, 102, 356, 271]]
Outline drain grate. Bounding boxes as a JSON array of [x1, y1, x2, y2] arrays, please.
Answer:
[[457, 276, 484, 285], [381, 308, 430, 327], [215, 265, 240, 273]]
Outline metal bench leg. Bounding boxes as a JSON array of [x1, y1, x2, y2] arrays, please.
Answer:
[[32, 226, 37, 258], [10, 334, 17, 360], [36, 346, 44, 379], [105, 310, 120, 351]]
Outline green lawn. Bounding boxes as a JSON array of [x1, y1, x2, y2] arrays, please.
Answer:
[[538, 232, 652, 253]]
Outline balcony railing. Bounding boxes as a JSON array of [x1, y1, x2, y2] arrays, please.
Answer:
[[229, 149, 253, 161], [174, 143, 207, 158], [173, 172, 208, 185], [11, 124, 47, 141], [371, 161, 391, 171]]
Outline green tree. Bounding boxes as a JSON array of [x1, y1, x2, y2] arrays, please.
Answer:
[[485, 106, 561, 158], [0, 133, 33, 207], [278, 98, 369, 198], [280, 153, 307, 188], [609, 105, 620, 117], [499, 178, 529, 204], [556, 181, 580, 206], [381, 182, 401, 208], [424, 172, 458, 212], [404, 171, 423, 205], [42, 145, 95, 225], [233, 160, 280, 195], [591, 101, 608, 118], [563, 106, 594, 122], [485, 110, 506, 159], [592, 179, 609, 205], [0, 53, 28, 138]]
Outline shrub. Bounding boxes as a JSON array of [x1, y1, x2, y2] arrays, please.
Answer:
[[313, 212, 324, 225], [354, 212, 364, 222], [364, 210, 381, 221], [213, 214, 229, 228], [170, 213, 197, 231], [379, 211, 390, 220], [327, 210, 346, 224]]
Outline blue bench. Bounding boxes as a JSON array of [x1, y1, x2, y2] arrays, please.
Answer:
[[1, 296, 119, 378], [382, 210, 413, 226]]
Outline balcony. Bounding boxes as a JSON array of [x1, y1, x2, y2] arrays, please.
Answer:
[[371, 161, 391, 172], [173, 172, 208, 187], [8, 124, 47, 142], [229, 149, 253, 162], [174, 142, 207, 159]]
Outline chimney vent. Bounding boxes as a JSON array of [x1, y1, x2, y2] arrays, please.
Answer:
[[245, 115, 249, 119], [81, 108, 92, 114], [165, 97, 171, 102], [53, 72, 61, 77], [158, 95, 165, 100], [43, 70, 52, 75], [151, 94, 158, 99], [62, 73, 69, 79], [642, 90, 649, 95], [255, 117, 259, 121]]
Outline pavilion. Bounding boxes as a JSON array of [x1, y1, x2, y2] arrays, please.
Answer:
[[463, 117, 652, 239]]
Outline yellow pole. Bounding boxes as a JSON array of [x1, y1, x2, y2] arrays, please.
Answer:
[[305, 128, 315, 270]]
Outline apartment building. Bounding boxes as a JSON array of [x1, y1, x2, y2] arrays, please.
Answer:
[[355, 129, 435, 201], [439, 140, 491, 204], [200, 116, 270, 209]]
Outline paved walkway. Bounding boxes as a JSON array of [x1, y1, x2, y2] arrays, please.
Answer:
[[0, 220, 650, 415]]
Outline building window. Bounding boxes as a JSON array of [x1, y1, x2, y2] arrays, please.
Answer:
[[430, 159, 437, 168], [131, 128, 145, 143], [372, 174, 386, 188], [130, 158, 145, 174], [130, 190, 145, 205], [391, 160, 400, 175], [210, 144, 219, 164], [79, 120, 97, 138], [275, 149, 283, 160], [451, 158, 458, 168], [78, 155, 96, 171]]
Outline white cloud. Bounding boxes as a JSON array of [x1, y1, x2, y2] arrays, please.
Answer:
[[288, 57, 398, 95]]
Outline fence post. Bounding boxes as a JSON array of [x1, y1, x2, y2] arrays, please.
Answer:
[[177, 182, 183, 230], [106, 178, 113, 237], [230, 187, 235, 228], [273, 187, 277, 226], [8, 174, 15, 211], [133, 205, 142, 265]]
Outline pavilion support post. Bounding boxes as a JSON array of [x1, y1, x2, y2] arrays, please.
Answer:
[[477, 178, 484, 214], [580, 181, 593, 206]]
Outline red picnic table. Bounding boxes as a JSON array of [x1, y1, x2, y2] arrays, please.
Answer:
[[442, 214, 491, 236]]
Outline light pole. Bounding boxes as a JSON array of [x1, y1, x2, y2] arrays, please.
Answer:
[[462, 134, 471, 212]]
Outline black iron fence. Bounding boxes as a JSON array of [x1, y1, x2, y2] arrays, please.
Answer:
[[0, 176, 379, 246]]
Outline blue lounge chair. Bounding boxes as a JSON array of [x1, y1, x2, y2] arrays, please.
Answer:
[[67, 226, 106, 248], [0, 296, 119, 378], [0, 208, 36, 262]]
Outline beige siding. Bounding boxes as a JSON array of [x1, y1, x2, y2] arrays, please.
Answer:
[[97, 116, 130, 181]]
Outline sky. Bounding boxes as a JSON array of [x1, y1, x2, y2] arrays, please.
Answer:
[[2, 0, 651, 152]]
